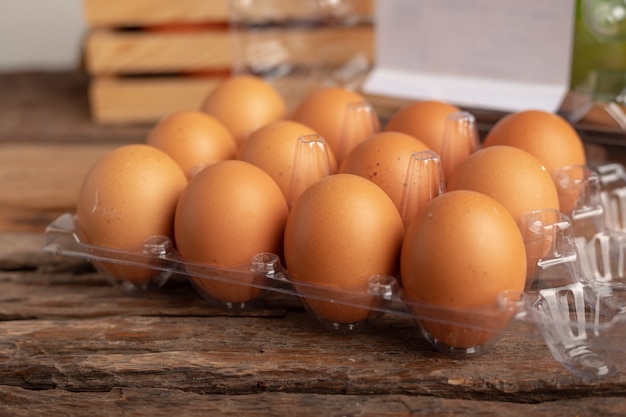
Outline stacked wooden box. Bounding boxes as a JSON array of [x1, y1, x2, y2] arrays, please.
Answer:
[[82, 0, 375, 124]]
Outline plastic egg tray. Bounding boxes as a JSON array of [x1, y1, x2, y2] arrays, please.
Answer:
[[43, 161, 626, 381]]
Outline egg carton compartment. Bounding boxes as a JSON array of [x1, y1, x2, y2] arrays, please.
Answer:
[[44, 192, 626, 381], [519, 204, 626, 380]]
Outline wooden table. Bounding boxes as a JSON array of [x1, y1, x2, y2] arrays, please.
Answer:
[[2, 71, 626, 416]]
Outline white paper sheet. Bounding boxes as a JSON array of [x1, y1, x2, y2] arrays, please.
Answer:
[[363, 0, 576, 112]]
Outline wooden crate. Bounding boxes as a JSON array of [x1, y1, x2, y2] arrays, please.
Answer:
[[82, 0, 375, 124]]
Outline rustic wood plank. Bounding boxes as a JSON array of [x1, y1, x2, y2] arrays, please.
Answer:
[[85, 29, 232, 74], [81, 0, 374, 27], [2, 305, 625, 401], [89, 76, 222, 124], [0, 143, 120, 233], [84, 26, 374, 75], [0, 143, 118, 209], [89, 73, 311, 124], [0, 270, 295, 320], [89, 65, 377, 124], [0, 71, 151, 142], [0, 231, 300, 318], [82, 0, 231, 27], [2, 386, 625, 417], [0, 207, 69, 234]]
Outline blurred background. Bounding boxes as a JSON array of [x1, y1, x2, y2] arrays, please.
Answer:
[[0, 0, 86, 71]]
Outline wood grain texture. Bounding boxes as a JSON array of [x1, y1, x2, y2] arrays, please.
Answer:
[[85, 29, 232, 74], [82, 0, 231, 27], [81, 0, 374, 27], [0, 143, 121, 233], [84, 26, 374, 75], [2, 232, 626, 417], [0, 71, 150, 142], [4, 387, 624, 417], [89, 76, 222, 124], [0, 72, 149, 232]]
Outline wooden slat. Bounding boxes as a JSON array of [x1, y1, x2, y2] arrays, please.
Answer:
[[0, 143, 120, 233], [89, 69, 361, 124], [85, 29, 231, 74], [81, 0, 374, 27], [89, 76, 223, 124], [0, 71, 150, 143], [3, 387, 626, 417], [82, 0, 229, 26], [0, 270, 613, 400], [0, 143, 118, 210], [84, 26, 373, 75]]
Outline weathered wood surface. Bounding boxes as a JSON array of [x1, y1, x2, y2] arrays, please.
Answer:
[[2, 232, 626, 416], [0, 71, 150, 144], [81, 0, 374, 27], [0, 71, 149, 233], [85, 27, 374, 75]]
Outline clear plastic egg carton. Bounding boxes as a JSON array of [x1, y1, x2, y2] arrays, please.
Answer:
[[43, 161, 626, 381]]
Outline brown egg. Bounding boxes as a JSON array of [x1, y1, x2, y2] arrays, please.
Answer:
[[237, 120, 337, 204], [384, 100, 461, 157], [283, 173, 405, 326], [145, 110, 237, 179], [447, 145, 560, 282], [200, 75, 287, 145], [174, 160, 289, 304], [482, 109, 586, 173], [338, 131, 431, 213], [76, 144, 188, 285], [290, 87, 377, 165], [447, 145, 560, 228], [401, 190, 527, 351]]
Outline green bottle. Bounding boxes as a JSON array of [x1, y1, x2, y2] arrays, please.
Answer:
[[570, 0, 626, 91]]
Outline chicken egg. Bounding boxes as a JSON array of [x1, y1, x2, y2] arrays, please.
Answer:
[[482, 109, 586, 174], [283, 173, 404, 327], [145, 110, 237, 179], [384, 100, 461, 157], [76, 144, 188, 285], [446, 145, 560, 281], [338, 131, 432, 215], [201, 75, 287, 146], [290, 87, 376, 165], [237, 120, 337, 204], [447, 145, 560, 228], [174, 159, 289, 305], [401, 190, 527, 351]]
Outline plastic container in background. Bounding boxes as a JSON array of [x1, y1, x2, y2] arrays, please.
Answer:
[[228, 0, 374, 111], [570, 0, 626, 90], [564, 0, 626, 131]]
